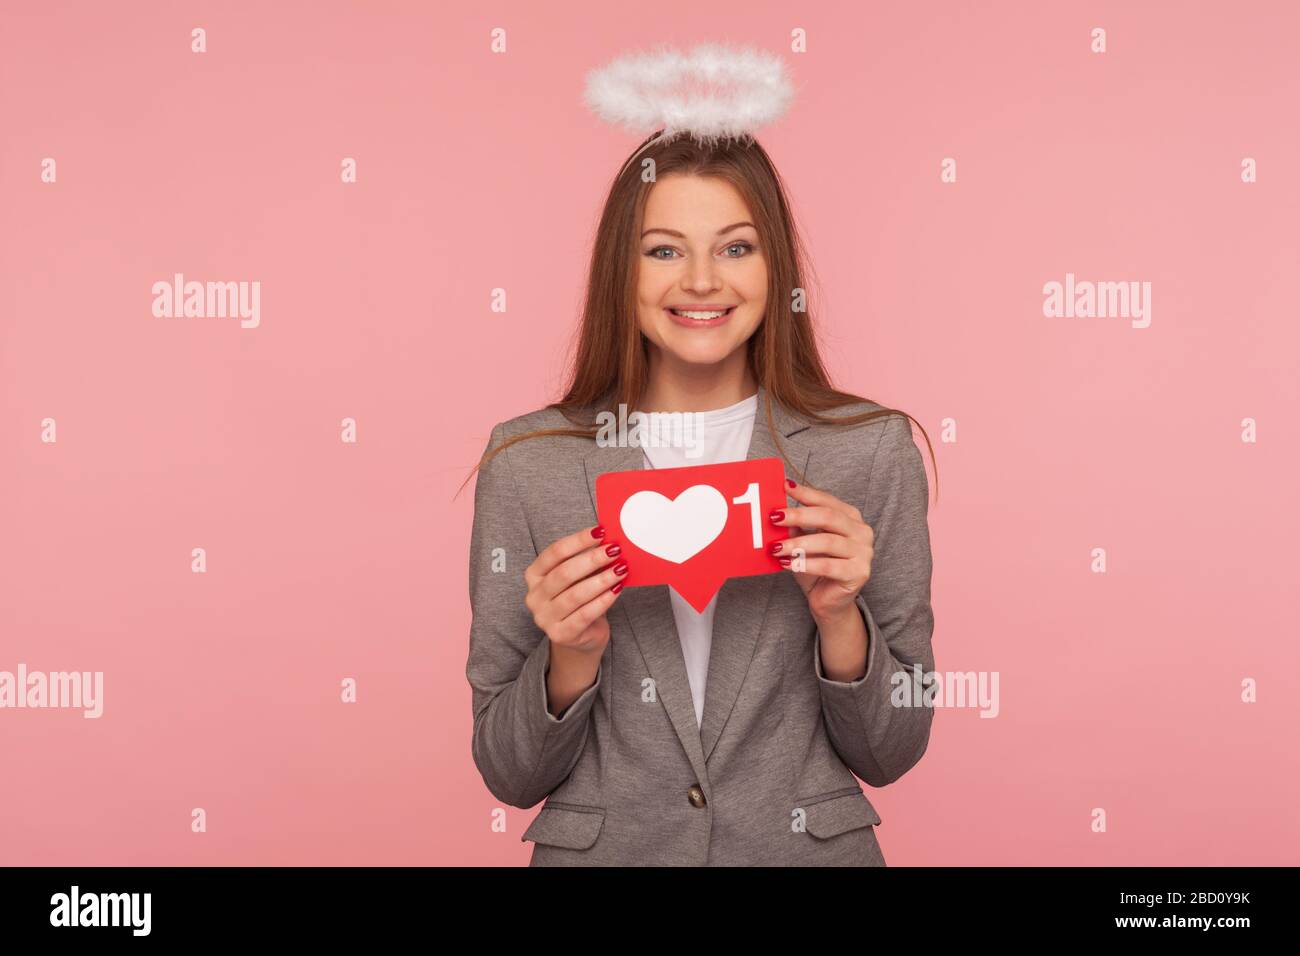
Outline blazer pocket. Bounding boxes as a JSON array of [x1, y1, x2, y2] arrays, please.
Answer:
[[799, 787, 882, 839], [521, 802, 606, 850]]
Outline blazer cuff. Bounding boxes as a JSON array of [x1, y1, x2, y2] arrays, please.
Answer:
[[813, 592, 888, 692], [531, 635, 603, 725]]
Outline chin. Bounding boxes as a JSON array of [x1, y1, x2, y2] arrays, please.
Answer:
[[656, 337, 744, 368]]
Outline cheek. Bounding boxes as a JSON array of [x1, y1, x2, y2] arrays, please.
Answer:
[[732, 312, 764, 346], [736, 285, 767, 330], [736, 263, 768, 311], [638, 264, 672, 298], [635, 304, 668, 346], [637, 278, 670, 322]]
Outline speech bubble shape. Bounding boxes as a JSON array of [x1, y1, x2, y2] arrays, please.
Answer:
[[595, 457, 790, 612]]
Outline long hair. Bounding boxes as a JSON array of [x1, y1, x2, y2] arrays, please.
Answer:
[[460, 130, 938, 503]]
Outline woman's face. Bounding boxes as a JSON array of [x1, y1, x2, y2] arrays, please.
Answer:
[[636, 173, 767, 371]]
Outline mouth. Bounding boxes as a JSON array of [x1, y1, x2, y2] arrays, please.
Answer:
[[665, 305, 737, 328]]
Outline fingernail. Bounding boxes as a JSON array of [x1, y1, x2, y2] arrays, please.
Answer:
[[786, 478, 796, 488], [778, 557, 791, 568], [610, 581, 625, 594], [769, 509, 784, 524], [613, 561, 628, 576], [591, 525, 606, 539], [769, 541, 783, 555], [605, 543, 622, 557]]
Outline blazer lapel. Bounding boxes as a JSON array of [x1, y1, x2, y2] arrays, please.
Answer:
[[698, 386, 812, 763], [580, 385, 815, 783]]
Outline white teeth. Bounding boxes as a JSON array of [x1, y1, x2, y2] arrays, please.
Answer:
[[670, 308, 731, 320]]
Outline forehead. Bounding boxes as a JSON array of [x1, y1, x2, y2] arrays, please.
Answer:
[[642, 174, 753, 227]]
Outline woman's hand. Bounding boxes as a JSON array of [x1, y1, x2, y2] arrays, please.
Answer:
[[523, 525, 628, 715], [768, 479, 875, 623]]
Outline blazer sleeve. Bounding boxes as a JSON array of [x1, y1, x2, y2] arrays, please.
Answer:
[[466, 422, 603, 809], [812, 413, 936, 787]]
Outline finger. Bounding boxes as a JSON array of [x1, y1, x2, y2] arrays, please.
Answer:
[[539, 539, 623, 603], [770, 532, 855, 560], [529, 525, 608, 584], [778, 555, 864, 583], [785, 479, 861, 522], [771, 504, 855, 537], [552, 581, 623, 643], [549, 558, 629, 621]]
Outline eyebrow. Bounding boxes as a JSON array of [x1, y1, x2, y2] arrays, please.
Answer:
[[641, 221, 757, 239]]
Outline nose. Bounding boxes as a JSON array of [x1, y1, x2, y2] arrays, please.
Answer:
[[684, 255, 722, 294]]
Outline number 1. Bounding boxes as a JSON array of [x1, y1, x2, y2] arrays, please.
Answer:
[[732, 482, 762, 549]]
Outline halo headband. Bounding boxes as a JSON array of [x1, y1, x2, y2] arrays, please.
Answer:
[[583, 42, 795, 149]]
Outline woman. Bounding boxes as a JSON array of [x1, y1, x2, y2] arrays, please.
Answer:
[[464, 128, 937, 866]]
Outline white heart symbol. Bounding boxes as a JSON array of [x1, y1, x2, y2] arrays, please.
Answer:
[[619, 484, 728, 564]]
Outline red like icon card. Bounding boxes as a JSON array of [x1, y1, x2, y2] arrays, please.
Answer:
[[595, 457, 791, 612]]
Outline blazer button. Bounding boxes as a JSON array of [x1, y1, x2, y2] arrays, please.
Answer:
[[687, 784, 707, 808]]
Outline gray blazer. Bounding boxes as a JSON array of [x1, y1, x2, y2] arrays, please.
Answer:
[[466, 384, 935, 865]]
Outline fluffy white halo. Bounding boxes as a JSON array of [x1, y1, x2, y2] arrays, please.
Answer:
[[583, 42, 795, 147]]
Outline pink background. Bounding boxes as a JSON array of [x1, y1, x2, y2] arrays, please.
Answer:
[[2, 1, 1297, 865]]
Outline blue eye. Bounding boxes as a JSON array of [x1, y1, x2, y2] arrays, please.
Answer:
[[645, 242, 755, 260]]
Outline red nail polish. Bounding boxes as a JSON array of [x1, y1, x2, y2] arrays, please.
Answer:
[[769, 541, 783, 555], [613, 561, 628, 575], [786, 478, 796, 489], [769, 509, 784, 523], [610, 581, 625, 594], [778, 556, 791, 568], [591, 525, 606, 539], [605, 543, 622, 557]]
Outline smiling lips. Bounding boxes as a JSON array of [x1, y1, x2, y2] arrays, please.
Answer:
[[666, 305, 737, 328]]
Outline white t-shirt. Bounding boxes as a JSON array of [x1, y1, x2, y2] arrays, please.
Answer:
[[640, 392, 758, 732]]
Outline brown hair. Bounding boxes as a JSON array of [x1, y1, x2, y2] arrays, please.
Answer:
[[460, 130, 938, 503]]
